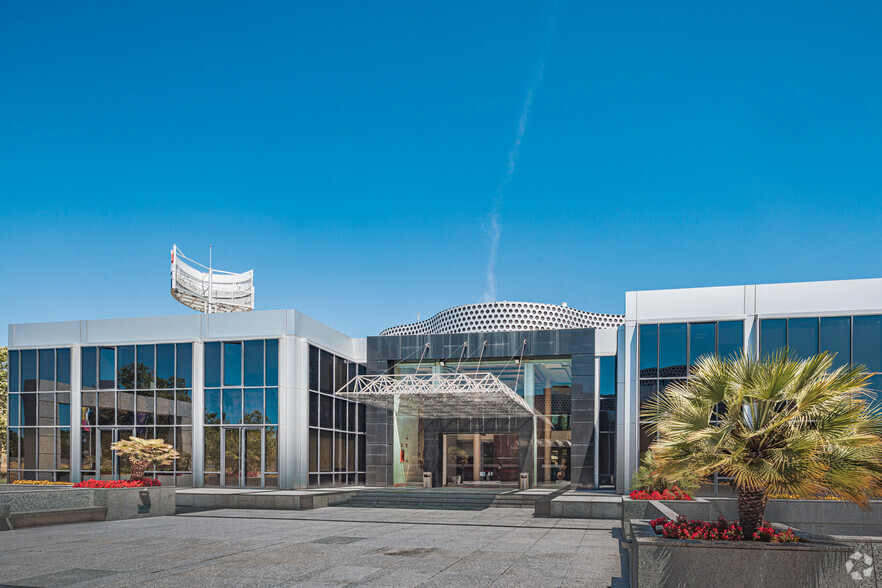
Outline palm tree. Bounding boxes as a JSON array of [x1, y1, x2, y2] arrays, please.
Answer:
[[643, 350, 882, 539]]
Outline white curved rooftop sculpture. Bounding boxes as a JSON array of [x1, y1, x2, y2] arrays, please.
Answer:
[[380, 301, 624, 335], [170, 245, 254, 313]]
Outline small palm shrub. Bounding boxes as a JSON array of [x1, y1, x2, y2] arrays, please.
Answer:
[[110, 436, 179, 481], [643, 351, 882, 539], [630, 450, 700, 494]]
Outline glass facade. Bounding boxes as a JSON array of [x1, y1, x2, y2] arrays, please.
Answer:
[[203, 339, 279, 487], [638, 321, 744, 456], [7, 348, 72, 482], [307, 345, 366, 487], [760, 315, 882, 400], [82, 343, 193, 485], [597, 355, 616, 487]]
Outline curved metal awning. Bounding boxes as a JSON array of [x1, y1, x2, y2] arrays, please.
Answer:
[[338, 372, 551, 425]]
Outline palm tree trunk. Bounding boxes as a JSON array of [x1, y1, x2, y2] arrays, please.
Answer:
[[737, 486, 768, 539], [130, 459, 149, 481]]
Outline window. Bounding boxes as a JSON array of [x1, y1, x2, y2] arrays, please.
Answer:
[[6, 348, 72, 483], [307, 345, 366, 486], [637, 320, 745, 462], [202, 339, 280, 487], [597, 355, 616, 487], [79, 343, 193, 486]]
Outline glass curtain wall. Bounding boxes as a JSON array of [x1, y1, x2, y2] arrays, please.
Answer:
[[527, 361, 571, 484], [638, 321, 744, 495], [393, 359, 572, 487], [307, 345, 366, 487], [6, 348, 71, 482], [638, 321, 744, 456], [81, 343, 193, 485], [760, 315, 882, 400], [203, 340, 279, 487], [597, 355, 616, 487]]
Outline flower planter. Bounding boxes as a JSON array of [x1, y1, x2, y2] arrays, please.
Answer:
[[99, 485, 175, 520], [630, 519, 863, 588]]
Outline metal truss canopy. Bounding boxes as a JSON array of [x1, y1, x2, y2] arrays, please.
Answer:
[[337, 372, 551, 424]]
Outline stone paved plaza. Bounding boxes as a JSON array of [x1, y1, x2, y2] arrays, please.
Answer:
[[0, 507, 629, 587]]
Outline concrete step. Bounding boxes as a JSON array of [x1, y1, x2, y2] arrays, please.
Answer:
[[341, 490, 539, 510]]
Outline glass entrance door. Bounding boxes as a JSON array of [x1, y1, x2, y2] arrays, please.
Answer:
[[97, 428, 134, 480], [221, 427, 264, 488]]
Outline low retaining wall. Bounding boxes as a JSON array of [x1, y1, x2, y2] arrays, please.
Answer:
[[0, 485, 175, 526], [176, 490, 357, 510], [630, 520, 865, 588], [549, 493, 621, 519]]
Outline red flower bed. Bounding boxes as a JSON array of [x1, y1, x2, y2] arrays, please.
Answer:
[[629, 487, 692, 500], [72, 478, 162, 488], [650, 515, 801, 542]]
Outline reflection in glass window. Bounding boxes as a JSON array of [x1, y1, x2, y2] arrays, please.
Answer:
[[320, 350, 333, 394], [205, 342, 221, 388], [639, 325, 658, 378], [689, 323, 715, 367], [820, 317, 851, 369], [81, 347, 97, 391], [244, 340, 264, 387], [10, 350, 20, 393], [224, 342, 242, 386], [787, 318, 819, 360], [136, 345, 155, 389], [39, 349, 55, 391], [854, 316, 882, 373], [717, 321, 743, 359], [244, 388, 264, 424], [156, 344, 175, 388], [265, 339, 279, 387], [117, 346, 135, 390], [99, 347, 115, 389], [176, 343, 192, 388], [265, 388, 278, 424], [659, 323, 687, 378], [22, 350, 37, 391], [760, 319, 787, 357], [204, 389, 221, 424], [56, 348, 70, 391], [222, 388, 243, 424]]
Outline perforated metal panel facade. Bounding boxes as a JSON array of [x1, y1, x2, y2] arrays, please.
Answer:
[[380, 301, 624, 335]]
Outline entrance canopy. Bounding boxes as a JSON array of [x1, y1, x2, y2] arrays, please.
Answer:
[[338, 372, 551, 424]]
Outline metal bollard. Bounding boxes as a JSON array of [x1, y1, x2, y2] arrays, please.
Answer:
[[423, 471, 433, 488], [519, 473, 530, 491]]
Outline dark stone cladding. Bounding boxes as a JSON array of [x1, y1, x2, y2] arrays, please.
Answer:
[[364, 328, 597, 490]]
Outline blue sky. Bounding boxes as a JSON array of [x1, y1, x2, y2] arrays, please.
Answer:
[[3, 2, 882, 345]]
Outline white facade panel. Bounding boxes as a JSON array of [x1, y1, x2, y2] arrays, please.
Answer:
[[595, 328, 618, 356], [86, 315, 203, 344], [9, 320, 82, 347], [203, 309, 287, 340], [632, 285, 747, 323], [755, 278, 882, 317]]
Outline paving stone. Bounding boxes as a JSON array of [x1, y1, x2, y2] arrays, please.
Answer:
[[0, 506, 628, 588]]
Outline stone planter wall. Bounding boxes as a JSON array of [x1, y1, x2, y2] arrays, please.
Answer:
[[97, 486, 176, 520], [0, 485, 175, 524], [630, 520, 865, 588]]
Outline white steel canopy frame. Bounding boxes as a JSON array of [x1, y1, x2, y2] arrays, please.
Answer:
[[338, 372, 552, 426], [170, 244, 254, 313]]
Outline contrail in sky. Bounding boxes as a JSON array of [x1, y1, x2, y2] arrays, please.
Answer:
[[483, 57, 547, 303], [482, 8, 556, 303]]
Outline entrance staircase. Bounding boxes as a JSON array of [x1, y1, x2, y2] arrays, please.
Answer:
[[341, 487, 552, 510]]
